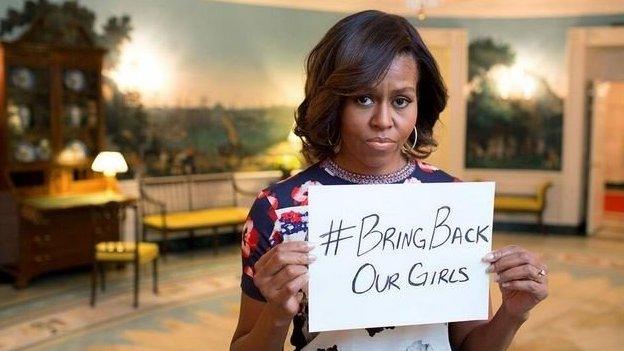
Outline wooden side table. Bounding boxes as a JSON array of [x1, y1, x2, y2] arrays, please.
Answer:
[[1, 191, 136, 288]]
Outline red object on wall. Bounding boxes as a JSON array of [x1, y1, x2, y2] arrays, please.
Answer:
[[604, 191, 624, 213]]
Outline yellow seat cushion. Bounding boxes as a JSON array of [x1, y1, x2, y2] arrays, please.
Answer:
[[494, 196, 542, 212], [95, 242, 159, 263], [142, 207, 248, 231]]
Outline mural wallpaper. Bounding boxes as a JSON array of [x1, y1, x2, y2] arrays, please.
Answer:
[[1, 0, 622, 174], [465, 38, 563, 170]]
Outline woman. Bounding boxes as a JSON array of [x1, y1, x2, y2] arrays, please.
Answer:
[[231, 10, 548, 351]]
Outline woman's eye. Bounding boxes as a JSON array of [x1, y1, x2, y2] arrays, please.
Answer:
[[394, 97, 410, 108], [356, 96, 373, 106]]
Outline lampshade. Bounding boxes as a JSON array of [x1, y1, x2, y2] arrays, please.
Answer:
[[91, 151, 128, 177]]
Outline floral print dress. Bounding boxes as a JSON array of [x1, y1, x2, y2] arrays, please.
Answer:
[[240, 159, 460, 351]]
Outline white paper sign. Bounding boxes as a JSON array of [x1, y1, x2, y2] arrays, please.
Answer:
[[307, 182, 495, 332]]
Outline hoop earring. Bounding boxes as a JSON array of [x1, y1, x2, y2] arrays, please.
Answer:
[[411, 126, 418, 149], [327, 125, 339, 147], [333, 142, 341, 154]]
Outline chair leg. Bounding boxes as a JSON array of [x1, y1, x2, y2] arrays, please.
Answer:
[[133, 261, 140, 308], [538, 212, 547, 235], [161, 229, 168, 262], [153, 258, 159, 295], [90, 261, 97, 307], [212, 232, 219, 255], [98, 263, 106, 292], [189, 229, 195, 249]]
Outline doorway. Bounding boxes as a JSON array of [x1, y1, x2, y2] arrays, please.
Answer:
[[587, 80, 624, 239]]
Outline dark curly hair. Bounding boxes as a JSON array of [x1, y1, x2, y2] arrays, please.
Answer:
[[294, 10, 448, 164]]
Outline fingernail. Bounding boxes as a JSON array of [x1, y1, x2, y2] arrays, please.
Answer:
[[493, 274, 500, 282], [482, 252, 495, 262], [308, 254, 317, 263], [306, 242, 316, 250], [502, 282, 509, 287], [485, 265, 494, 273]]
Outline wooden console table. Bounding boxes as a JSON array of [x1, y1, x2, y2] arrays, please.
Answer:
[[1, 191, 136, 288]]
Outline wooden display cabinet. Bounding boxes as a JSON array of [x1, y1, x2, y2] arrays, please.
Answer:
[[0, 17, 127, 288], [0, 42, 106, 190]]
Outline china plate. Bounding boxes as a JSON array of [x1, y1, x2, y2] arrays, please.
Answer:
[[64, 70, 86, 92]]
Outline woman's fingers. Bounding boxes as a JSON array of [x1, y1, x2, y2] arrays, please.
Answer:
[[484, 245, 549, 318], [253, 241, 315, 303], [251, 241, 315, 320], [277, 271, 309, 301], [495, 264, 546, 284], [256, 241, 314, 276], [485, 248, 540, 274], [482, 245, 519, 262], [271, 264, 309, 290], [255, 262, 308, 301], [500, 280, 548, 301], [264, 250, 315, 276], [266, 273, 309, 317], [263, 272, 309, 320]]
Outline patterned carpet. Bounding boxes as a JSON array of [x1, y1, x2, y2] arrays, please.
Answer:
[[0, 232, 623, 351]]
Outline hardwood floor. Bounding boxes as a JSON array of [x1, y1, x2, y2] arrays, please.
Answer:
[[0, 232, 622, 350]]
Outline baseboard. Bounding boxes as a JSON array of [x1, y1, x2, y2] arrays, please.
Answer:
[[493, 221, 585, 235]]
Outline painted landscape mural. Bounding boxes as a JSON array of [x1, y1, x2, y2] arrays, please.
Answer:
[[2, 0, 622, 174], [465, 38, 563, 170]]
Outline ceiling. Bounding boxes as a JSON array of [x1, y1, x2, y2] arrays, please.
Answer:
[[211, 0, 624, 18]]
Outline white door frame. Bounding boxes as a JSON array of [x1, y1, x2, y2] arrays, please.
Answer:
[[420, 28, 468, 177], [565, 27, 624, 234], [587, 80, 608, 235]]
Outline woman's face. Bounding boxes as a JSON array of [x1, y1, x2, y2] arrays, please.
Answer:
[[336, 54, 418, 174]]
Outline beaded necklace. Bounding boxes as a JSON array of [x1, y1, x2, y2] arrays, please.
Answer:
[[320, 157, 415, 184]]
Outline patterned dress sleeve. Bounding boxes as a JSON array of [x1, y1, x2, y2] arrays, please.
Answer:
[[240, 190, 279, 302], [415, 160, 462, 182]]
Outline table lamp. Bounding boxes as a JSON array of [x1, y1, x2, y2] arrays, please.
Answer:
[[91, 151, 128, 192]]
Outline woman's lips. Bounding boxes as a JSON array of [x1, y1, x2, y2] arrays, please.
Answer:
[[366, 137, 396, 151]]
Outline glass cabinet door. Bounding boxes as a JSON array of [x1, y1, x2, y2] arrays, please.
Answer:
[[6, 66, 52, 164], [58, 68, 100, 165]]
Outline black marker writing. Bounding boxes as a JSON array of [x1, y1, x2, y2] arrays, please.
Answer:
[[430, 206, 490, 249], [320, 219, 355, 256], [357, 214, 382, 257], [351, 263, 401, 294], [407, 262, 470, 287], [430, 206, 452, 249]]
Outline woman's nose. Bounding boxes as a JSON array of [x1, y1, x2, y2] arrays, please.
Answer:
[[370, 101, 393, 129]]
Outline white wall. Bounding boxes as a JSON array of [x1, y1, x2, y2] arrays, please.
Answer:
[[420, 29, 468, 179], [117, 179, 140, 242], [587, 47, 624, 82]]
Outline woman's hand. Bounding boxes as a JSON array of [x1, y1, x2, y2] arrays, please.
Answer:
[[483, 245, 549, 321], [253, 241, 316, 326]]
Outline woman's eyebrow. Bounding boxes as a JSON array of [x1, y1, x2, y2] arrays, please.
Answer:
[[355, 86, 416, 96], [392, 87, 416, 94]]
